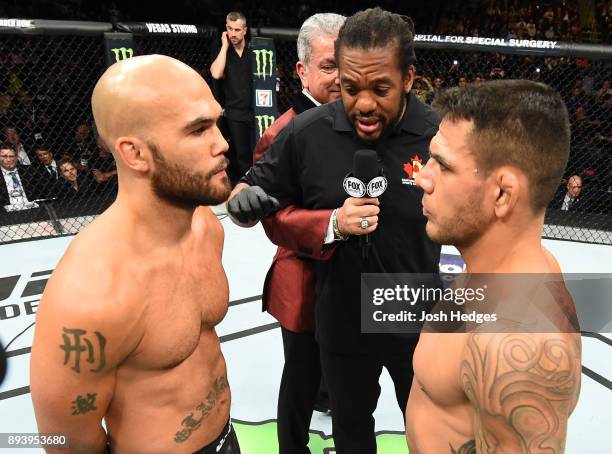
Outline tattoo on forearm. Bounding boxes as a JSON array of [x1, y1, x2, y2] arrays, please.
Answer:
[[461, 334, 579, 453], [450, 440, 476, 454], [72, 393, 97, 415], [60, 327, 107, 373], [174, 375, 229, 443]]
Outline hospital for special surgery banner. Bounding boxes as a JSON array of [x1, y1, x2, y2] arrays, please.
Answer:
[[250, 37, 279, 142]]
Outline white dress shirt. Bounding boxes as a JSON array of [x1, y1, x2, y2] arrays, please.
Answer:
[[2, 167, 38, 211]]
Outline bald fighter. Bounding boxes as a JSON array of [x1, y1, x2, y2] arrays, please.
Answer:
[[407, 80, 582, 453], [30, 55, 240, 454]]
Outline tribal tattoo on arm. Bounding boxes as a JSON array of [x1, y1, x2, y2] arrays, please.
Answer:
[[450, 439, 476, 454], [174, 375, 230, 443], [460, 333, 581, 453]]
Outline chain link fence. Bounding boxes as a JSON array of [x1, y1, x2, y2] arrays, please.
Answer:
[[0, 21, 218, 243], [0, 20, 610, 245]]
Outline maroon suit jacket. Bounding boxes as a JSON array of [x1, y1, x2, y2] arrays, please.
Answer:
[[253, 94, 334, 332]]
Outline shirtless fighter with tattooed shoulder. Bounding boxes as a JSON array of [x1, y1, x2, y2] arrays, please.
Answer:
[[30, 55, 240, 454], [407, 80, 582, 453]]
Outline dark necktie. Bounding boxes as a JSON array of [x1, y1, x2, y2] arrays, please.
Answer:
[[9, 171, 21, 190], [47, 165, 57, 179]]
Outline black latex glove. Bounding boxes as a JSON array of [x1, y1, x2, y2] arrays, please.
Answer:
[[227, 186, 280, 223]]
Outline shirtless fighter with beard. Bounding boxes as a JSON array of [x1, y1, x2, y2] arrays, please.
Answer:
[[30, 55, 240, 454]]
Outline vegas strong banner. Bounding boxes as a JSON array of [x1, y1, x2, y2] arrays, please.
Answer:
[[250, 37, 278, 141]]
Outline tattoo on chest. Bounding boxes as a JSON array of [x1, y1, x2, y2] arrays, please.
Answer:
[[72, 393, 97, 415], [60, 327, 107, 373], [450, 440, 476, 454], [174, 375, 229, 443]]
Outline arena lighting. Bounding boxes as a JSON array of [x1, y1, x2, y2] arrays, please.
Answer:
[[536, 67, 541, 72], [453, 59, 458, 65]]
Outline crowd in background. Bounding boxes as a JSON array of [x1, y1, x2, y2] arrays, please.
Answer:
[[0, 0, 610, 228], [1, 0, 610, 44]]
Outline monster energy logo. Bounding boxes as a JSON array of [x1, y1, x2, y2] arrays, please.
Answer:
[[111, 47, 134, 62], [256, 115, 275, 137], [253, 49, 274, 79]]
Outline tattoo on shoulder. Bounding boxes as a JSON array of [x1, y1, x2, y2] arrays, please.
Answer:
[[461, 334, 580, 453], [450, 440, 476, 454], [174, 375, 229, 444], [60, 327, 107, 373], [72, 393, 97, 415]]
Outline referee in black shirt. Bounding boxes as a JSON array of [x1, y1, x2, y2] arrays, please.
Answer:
[[211, 11, 254, 182], [229, 8, 441, 454]]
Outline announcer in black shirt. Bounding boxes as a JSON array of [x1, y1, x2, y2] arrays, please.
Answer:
[[228, 8, 441, 454]]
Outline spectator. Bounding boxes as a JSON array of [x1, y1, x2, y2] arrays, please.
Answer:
[[413, 75, 434, 103], [30, 144, 61, 200], [0, 94, 14, 125], [526, 20, 537, 38], [0, 143, 38, 212], [56, 158, 95, 204], [72, 122, 96, 167], [34, 145, 59, 181], [489, 66, 506, 80], [551, 175, 585, 211], [210, 11, 254, 182], [432, 76, 445, 94], [2, 126, 32, 166], [89, 136, 118, 205]]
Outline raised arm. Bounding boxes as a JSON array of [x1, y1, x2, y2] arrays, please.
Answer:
[[210, 32, 230, 80], [459, 332, 581, 454], [30, 271, 140, 454]]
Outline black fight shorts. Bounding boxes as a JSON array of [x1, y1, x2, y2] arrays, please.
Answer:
[[192, 420, 241, 454]]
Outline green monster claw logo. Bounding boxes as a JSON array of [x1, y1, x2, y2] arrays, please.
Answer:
[[253, 49, 274, 79], [111, 47, 134, 62], [256, 115, 276, 138], [232, 420, 409, 453]]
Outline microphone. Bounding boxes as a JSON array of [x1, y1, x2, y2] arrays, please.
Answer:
[[343, 149, 387, 259]]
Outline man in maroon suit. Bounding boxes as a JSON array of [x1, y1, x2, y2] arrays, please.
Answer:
[[239, 13, 345, 454]]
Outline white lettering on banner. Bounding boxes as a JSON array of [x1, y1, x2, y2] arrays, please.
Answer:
[[0, 19, 33, 28], [145, 23, 198, 34], [414, 34, 558, 50]]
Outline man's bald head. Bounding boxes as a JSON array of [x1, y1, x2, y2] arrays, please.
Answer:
[[91, 54, 214, 151], [91, 54, 229, 208]]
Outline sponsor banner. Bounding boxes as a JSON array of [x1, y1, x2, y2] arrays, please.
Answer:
[[104, 32, 135, 67], [0, 19, 33, 29], [255, 89, 273, 108], [115, 22, 216, 37], [414, 34, 559, 50], [251, 37, 278, 141]]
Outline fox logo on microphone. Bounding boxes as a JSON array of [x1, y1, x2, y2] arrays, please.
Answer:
[[366, 176, 387, 197], [343, 176, 366, 197]]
